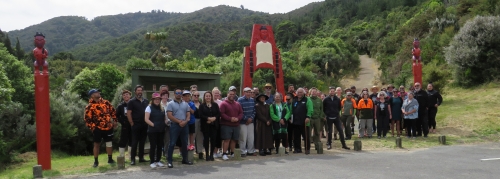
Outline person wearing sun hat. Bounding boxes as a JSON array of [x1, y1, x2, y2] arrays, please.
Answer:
[[84, 89, 117, 168], [254, 93, 274, 156], [145, 92, 167, 169], [263, 83, 275, 104]]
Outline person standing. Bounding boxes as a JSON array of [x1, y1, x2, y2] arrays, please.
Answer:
[[350, 86, 359, 136], [340, 92, 357, 140], [116, 90, 132, 159], [183, 92, 197, 152], [387, 84, 395, 98], [253, 87, 261, 97], [254, 94, 274, 156], [414, 82, 429, 137], [191, 91, 205, 159], [270, 93, 290, 154], [84, 89, 117, 167], [285, 93, 295, 152], [144, 93, 166, 169], [264, 83, 275, 104], [323, 88, 350, 150], [284, 84, 296, 101], [427, 83, 443, 133], [309, 88, 325, 150], [292, 88, 313, 154], [357, 91, 374, 138], [237, 87, 256, 157], [402, 92, 419, 138], [390, 89, 403, 137], [374, 91, 392, 138], [199, 91, 221, 161], [219, 90, 243, 160], [211, 87, 223, 158], [370, 86, 379, 134], [127, 85, 149, 165], [160, 91, 171, 158], [166, 89, 193, 168]]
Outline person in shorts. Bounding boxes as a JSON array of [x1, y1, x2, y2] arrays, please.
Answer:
[[219, 90, 243, 160], [84, 89, 117, 167]]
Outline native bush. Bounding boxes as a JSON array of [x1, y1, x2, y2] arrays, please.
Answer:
[[0, 102, 36, 162], [49, 91, 93, 154], [68, 64, 124, 101], [445, 16, 500, 86], [111, 78, 132, 107]]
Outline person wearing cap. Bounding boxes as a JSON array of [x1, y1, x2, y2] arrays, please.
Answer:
[[127, 85, 150, 165], [340, 92, 358, 140], [309, 87, 325, 151], [291, 88, 313, 154], [219, 89, 243, 160], [227, 86, 239, 100], [116, 90, 133, 160], [374, 91, 392, 138], [237, 87, 256, 157], [263, 83, 275, 104], [84, 89, 117, 167], [145, 92, 167, 169], [182, 91, 197, 152], [323, 87, 350, 150], [254, 93, 274, 156], [166, 89, 193, 168]]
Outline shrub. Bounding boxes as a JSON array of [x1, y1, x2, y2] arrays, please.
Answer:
[[444, 16, 500, 86], [111, 79, 132, 107], [0, 102, 36, 162]]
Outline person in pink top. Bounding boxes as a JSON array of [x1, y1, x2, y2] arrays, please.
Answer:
[[219, 90, 243, 160]]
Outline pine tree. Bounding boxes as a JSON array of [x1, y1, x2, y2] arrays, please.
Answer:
[[15, 37, 25, 61], [3, 34, 15, 56]]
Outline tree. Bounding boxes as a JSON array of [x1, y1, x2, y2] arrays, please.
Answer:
[[52, 52, 76, 60], [0, 43, 34, 110], [125, 57, 154, 77], [445, 16, 500, 86], [67, 64, 124, 101], [2, 34, 15, 56], [276, 20, 299, 49], [0, 63, 14, 103], [15, 37, 25, 60], [67, 67, 98, 100]]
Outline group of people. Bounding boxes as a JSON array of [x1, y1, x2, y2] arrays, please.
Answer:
[[83, 82, 442, 169]]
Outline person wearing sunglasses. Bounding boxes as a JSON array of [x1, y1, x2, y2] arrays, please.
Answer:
[[264, 83, 275, 104], [413, 82, 429, 138], [166, 89, 193, 168]]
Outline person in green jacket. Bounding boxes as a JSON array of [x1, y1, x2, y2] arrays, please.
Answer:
[[270, 93, 291, 154], [309, 88, 325, 151], [291, 88, 313, 154]]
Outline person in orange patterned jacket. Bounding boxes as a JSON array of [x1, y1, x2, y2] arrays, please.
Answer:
[[84, 89, 118, 168]]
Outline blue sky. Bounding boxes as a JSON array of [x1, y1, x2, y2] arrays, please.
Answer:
[[1, 0, 322, 32]]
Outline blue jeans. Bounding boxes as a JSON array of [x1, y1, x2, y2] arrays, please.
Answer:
[[167, 123, 189, 163]]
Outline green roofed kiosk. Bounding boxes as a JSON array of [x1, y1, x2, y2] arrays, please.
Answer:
[[131, 68, 221, 96]]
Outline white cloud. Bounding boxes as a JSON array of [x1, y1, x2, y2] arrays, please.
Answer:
[[0, 0, 322, 32]]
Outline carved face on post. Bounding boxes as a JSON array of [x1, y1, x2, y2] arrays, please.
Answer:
[[260, 26, 269, 41], [34, 34, 46, 49], [413, 38, 420, 49]]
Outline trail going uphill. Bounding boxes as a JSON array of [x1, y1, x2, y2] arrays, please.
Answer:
[[341, 55, 380, 89]]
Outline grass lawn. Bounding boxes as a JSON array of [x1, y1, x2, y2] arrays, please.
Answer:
[[1, 83, 499, 178]]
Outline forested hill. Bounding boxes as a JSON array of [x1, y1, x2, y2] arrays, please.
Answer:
[[4, 3, 321, 61], [4, 5, 266, 55]]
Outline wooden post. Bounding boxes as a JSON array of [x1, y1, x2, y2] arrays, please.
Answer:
[[317, 142, 323, 154], [354, 140, 362, 151], [117, 156, 125, 169], [439, 135, 446, 145], [33, 165, 43, 178], [234, 148, 241, 160], [396, 137, 402, 148], [187, 150, 194, 162], [279, 147, 285, 156]]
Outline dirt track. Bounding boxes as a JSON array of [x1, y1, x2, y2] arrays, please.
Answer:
[[341, 55, 380, 90]]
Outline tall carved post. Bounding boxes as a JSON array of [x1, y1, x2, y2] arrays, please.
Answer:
[[412, 38, 423, 85], [33, 32, 51, 170]]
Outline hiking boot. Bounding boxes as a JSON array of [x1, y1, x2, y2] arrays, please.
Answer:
[[93, 162, 99, 168]]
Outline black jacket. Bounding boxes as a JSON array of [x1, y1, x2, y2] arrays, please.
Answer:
[[323, 95, 341, 119], [414, 89, 429, 111], [116, 101, 130, 126], [427, 90, 443, 107], [199, 102, 221, 133]]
